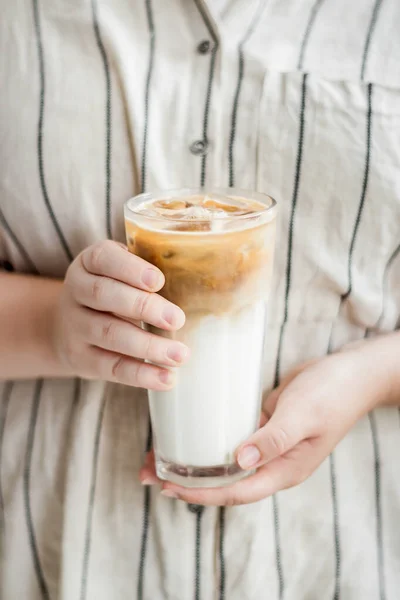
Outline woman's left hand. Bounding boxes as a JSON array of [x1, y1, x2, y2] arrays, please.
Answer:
[[140, 336, 398, 505]]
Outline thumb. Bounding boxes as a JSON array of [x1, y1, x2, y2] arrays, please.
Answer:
[[236, 411, 304, 470]]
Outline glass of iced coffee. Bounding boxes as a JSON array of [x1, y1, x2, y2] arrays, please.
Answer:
[[124, 188, 277, 488]]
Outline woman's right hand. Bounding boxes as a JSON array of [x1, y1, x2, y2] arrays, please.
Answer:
[[52, 240, 188, 389]]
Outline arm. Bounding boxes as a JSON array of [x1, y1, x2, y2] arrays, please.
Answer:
[[340, 331, 400, 408], [0, 273, 67, 379]]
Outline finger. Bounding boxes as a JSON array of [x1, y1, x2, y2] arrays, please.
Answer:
[[259, 412, 268, 428], [240, 363, 319, 470], [80, 240, 165, 292], [140, 465, 159, 485], [161, 438, 322, 506], [86, 346, 176, 390], [236, 408, 306, 470], [139, 450, 160, 485], [70, 270, 185, 330], [81, 309, 189, 367]]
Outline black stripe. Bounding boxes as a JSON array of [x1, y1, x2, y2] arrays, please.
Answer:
[[137, 487, 151, 600], [187, 502, 206, 597], [32, 0, 73, 262], [137, 421, 153, 600], [141, 0, 156, 194], [193, 0, 219, 187], [328, 82, 374, 600], [276, 0, 325, 380], [80, 396, 107, 600], [24, 379, 50, 600], [144, 418, 152, 454], [273, 74, 307, 389], [91, 0, 113, 240], [297, 0, 326, 70], [368, 411, 386, 600], [328, 87, 373, 348], [329, 454, 340, 600], [271, 3, 324, 592], [228, 0, 267, 187], [194, 507, 203, 600], [0, 382, 13, 537], [218, 506, 226, 600], [137, 4, 156, 598], [343, 84, 373, 302], [272, 73, 307, 600], [272, 494, 284, 598], [361, 0, 384, 81], [0, 207, 39, 274], [329, 1, 378, 348], [338, 0, 380, 322]]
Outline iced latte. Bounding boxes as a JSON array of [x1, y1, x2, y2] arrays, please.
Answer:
[[124, 189, 277, 487]]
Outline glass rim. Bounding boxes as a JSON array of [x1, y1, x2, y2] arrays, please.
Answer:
[[124, 187, 277, 224]]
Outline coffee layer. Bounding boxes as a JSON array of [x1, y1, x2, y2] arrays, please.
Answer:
[[125, 218, 275, 315]]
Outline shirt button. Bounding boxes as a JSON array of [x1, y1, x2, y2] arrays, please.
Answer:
[[197, 40, 211, 54], [190, 139, 209, 156]]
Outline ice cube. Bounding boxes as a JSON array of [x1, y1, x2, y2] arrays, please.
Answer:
[[183, 205, 211, 221]]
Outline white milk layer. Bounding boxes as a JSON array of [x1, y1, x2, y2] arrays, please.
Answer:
[[149, 300, 266, 467]]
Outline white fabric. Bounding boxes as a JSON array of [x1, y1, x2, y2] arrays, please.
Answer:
[[1, 1, 400, 599], [211, 0, 233, 16]]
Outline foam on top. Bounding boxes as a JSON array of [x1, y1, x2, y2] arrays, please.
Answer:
[[134, 194, 267, 223]]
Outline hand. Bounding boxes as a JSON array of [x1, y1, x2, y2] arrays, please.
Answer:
[[140, 342, 393, 504], [52, 240, 189, 388]]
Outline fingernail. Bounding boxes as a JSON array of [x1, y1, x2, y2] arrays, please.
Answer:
[[161, 489, 178, 499], [142, 268, 162, 290], [141, 477, 157, 486], [238, 445, 261, 469], [159, 369, 175, 386], [162, 305, 182, 327], [167, 344, 188, 364]]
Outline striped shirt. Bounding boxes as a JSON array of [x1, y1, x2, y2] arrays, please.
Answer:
[[1, 1, 400, 599]]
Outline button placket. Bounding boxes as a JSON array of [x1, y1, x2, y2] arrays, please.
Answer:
[[182, 2, 220, 186]]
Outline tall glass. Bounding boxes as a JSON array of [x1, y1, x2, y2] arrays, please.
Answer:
[[124, 188, 277, 488]]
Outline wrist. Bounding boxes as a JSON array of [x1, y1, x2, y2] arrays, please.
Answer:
[[39, 282, 75, 377], [0, 274, 74, 380]]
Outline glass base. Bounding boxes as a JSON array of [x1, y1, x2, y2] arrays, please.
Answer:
[[156, 455, 253, 488]]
